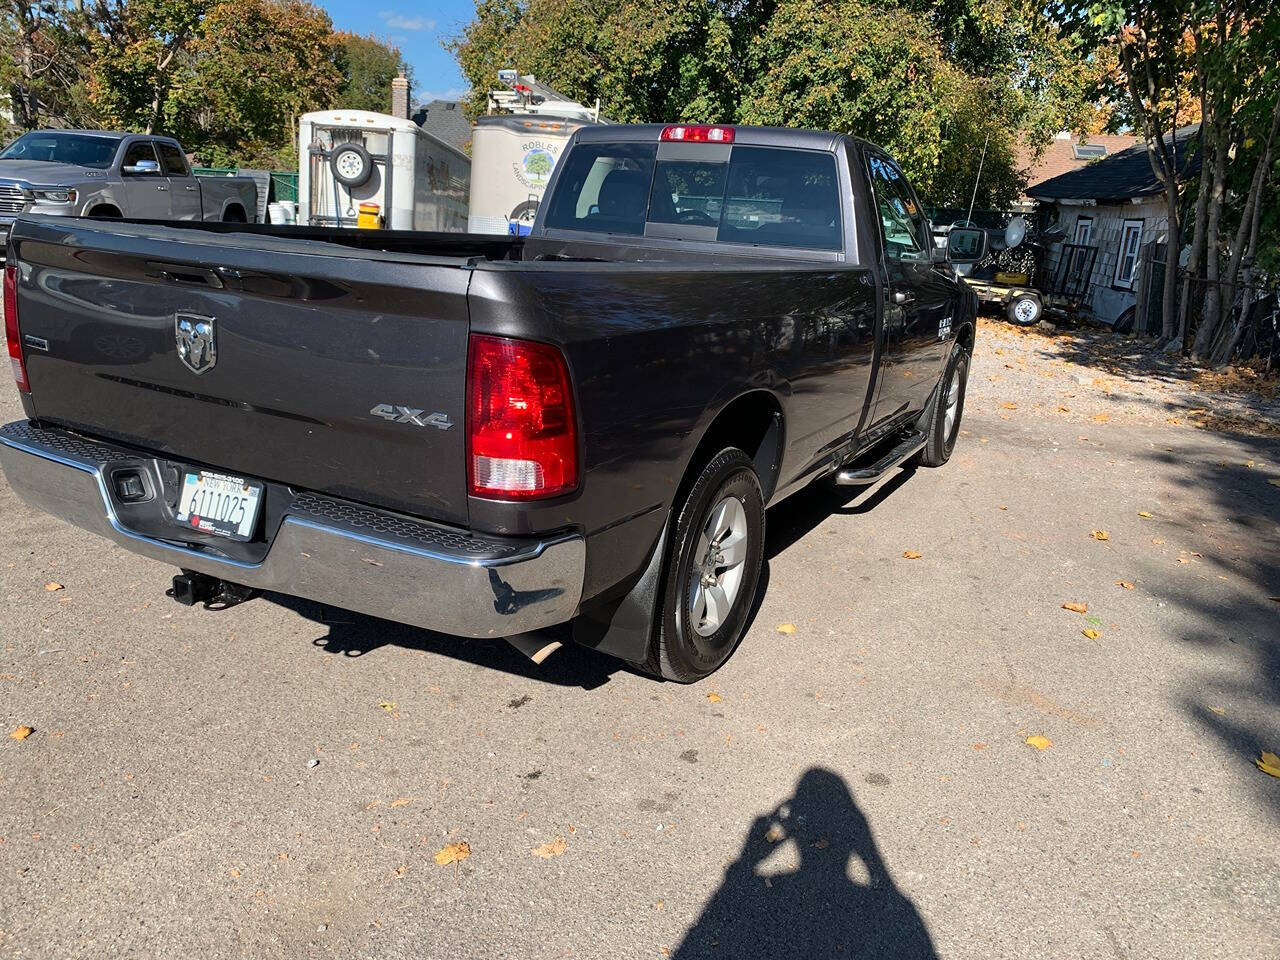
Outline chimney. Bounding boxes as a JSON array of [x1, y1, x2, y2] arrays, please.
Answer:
[[391, 73, 409, 120]]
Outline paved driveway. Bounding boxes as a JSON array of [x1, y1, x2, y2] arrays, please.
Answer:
[[2, 326, 1277, 959]]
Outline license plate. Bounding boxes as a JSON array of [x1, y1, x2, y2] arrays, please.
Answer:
[[175, 471, 262, 541]]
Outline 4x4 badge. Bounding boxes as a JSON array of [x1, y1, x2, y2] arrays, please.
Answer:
[[175, 312, 216, 374], [370, 404, 453, 430]]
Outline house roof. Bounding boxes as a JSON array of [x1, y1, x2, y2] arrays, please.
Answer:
[[412, 100, 472, 153], [1018, 133, 1141, 194], [1027, 125, 1201, 202]]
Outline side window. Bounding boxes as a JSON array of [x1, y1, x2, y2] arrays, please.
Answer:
[[542, 142, 656, 236], [1113, 219, 1144, 288], [156, 142, 189, 177], [121, 140, 160, 174], [867, 154, 927, 260]]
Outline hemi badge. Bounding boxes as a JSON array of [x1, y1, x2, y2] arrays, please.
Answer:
[[23, 335, 49, 351]]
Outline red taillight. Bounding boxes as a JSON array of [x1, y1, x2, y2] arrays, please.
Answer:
[[660, 124, 735, 144], [467, 334, 578, 500], [3, 263, 27, 393]]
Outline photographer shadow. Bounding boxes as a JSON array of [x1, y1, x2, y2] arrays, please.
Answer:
[[672, 768, 937, 960]]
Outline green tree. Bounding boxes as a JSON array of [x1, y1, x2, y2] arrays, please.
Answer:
[[448, 0, 1109, 210], [335, 32, 411, 113]]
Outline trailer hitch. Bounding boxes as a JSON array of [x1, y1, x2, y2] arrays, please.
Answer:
[[168, 569, 259, 610]]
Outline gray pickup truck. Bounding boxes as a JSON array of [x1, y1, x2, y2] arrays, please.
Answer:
[[0, 123, 976, 681], [0, 130, 258, 247]]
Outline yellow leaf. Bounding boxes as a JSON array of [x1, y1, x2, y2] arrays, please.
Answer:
[[706, 692, 722, 703], [765, 823, 784, 843], [1057, 405, 1070, 412], [902, 550, 923, 559], [44, 582, 63, 592], [390, 797, 413, 808], [1025, 735, 1053, 750], [1001, 402, 1018, 410], [1152, 537, 1165, 545], [1256, 752, 1280, 778], [1115, 580, 1136, 590], [531, 836, 567, 859], [1090, 530, 1110, 541], [776, 623, 797, 635], [433, 841, 471, 866], [1082, 628, 1100, 640], [1208, 706, 1225, 715], [1091, 413, 1110, 423], [10, 725, 33, 740], [379, 701, 396, 712], [1062, 602, 1088, 614], [1137, 511, 1153, 518]]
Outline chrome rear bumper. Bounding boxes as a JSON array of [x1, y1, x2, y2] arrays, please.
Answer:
[[0, 421, 584, 638]]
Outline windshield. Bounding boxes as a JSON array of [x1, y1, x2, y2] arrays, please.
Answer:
[[0, 132, 121, 169]]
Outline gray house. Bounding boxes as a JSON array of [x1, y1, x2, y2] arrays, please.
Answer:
[[1027, 126, 1199, 327]]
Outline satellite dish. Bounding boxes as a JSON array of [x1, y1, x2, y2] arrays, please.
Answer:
[[1005, 216, 1027, 248]]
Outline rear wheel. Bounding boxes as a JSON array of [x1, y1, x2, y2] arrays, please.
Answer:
[[646, 448, 765, 682], [1007, 292, 1042, 326], [918, 343, 970, 467]]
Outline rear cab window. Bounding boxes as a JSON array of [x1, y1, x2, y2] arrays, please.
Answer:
[[543, 138, 843, 252], [156, 142, 190, 177]]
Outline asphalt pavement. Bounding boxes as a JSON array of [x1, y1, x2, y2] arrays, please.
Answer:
[[1, 332, 1278, 960]]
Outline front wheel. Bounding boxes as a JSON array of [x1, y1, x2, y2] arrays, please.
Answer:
[[918, 344, 970, 467], [646, 448, 765, 682]]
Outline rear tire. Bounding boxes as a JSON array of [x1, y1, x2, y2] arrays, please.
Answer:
[[646, 448, 765, 682], [1007, 292, 1042, 326], [918, 344, 969, 467]]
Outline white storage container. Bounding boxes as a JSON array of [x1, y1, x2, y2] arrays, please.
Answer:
[[298, 110, 470, 231]]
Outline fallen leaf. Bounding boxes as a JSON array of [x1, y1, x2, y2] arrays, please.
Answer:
[[531, 836, 567, 859], [10, 725, 33, 740], [1256, 752, 1280, 778], [44, 582, 63, 592], [902, 550, 923, 559], [706, 692, 722, 703], [1082, 628, 1100, 640], [390, 797, 413, 808], [1001, 402, 1018, 410], [1138, 511, 1153, 518], [1025, 735, 1053, 750], [1167, 417, 1181, 425], [1057, 405, 1070, 412], [1090, 530, 1110, 541], [1062, 602, 1088, 614], [1116, 580, 1136, 590], [433, 841, 471, 866], [972, 742, 987, 751], [765, 823, 784, 843], [379, 701, 396, 712], [1152, 537, 1165, 545], [776, 623, 797, 635], [1091, 413, 1110, 423], [1208, 706, 1225, 715], [999, 504, 1007, 510]]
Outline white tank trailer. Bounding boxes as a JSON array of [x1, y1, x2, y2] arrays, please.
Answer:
[[467, 72, 602, 235], [298, 110, 470, 231]]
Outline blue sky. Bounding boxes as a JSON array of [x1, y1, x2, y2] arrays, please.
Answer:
[[318, 1, 476, 104]]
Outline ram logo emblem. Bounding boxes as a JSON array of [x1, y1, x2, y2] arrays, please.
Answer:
[[175, 312, 217, 374]]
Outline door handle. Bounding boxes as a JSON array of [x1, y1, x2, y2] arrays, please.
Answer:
[[893, 290, 914, 305], [156, 185, 169, 191], [184, 185, 197, 191]]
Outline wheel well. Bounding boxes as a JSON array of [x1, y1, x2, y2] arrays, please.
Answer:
[[222, 204, 247, 223], [956, 320, 975, 355], [683, 391, 784, 504], [88, 204, 122, 218]]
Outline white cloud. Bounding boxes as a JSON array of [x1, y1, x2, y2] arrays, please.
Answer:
[[417, 88, 470, 104], [379, 11, 435, 31]]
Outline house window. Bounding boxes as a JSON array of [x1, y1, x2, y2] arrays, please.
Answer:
[[1113, 219, 1144, 289], [1073, 217, 1093, 245], [1073, 143, 1107, 160]]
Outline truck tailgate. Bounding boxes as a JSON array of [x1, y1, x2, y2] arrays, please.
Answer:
[[10, 217, 472, 526]]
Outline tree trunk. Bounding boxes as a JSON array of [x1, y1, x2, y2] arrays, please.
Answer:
[[1192, 130, 1229, 358], [1178, 37, 1215, 347], [1161, 186, 1180, 340]]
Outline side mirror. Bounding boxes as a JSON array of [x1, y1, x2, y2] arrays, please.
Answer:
[[947, 226, 987, 263], [123, 159, 161, 176]]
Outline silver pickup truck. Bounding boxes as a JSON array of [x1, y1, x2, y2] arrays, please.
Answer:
[[0, 130, 258, 247]]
